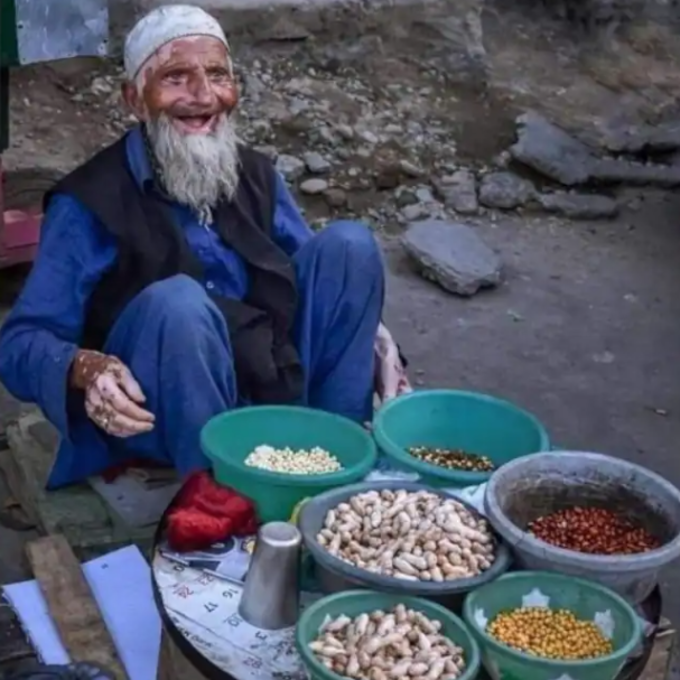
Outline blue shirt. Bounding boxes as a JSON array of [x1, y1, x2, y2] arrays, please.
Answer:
[[0, 126, 313, 436]]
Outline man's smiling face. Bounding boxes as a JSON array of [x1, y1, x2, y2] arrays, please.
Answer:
[[145, 37, 238, 134], [127, 35, 239, 132]]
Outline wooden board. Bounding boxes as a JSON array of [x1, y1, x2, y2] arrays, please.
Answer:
[[3, 413, 156, 555], [641, 618, 675, 680], [25, 535, 129, 679]]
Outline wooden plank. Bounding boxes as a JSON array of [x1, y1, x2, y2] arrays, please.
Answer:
[[25, 535, 129, 679], [157, 629, 206, 680], [641, 619, 675, 680]]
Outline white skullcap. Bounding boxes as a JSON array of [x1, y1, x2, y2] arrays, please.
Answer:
[[124, 4, 229, 80]]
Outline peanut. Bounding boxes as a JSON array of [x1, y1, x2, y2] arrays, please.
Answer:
[[316, 489, 496, 582], [310, 606, 467, 680]]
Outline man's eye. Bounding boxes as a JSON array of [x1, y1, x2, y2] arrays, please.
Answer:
[[163, 71, 185, 82], [208, 69, 230, 80]]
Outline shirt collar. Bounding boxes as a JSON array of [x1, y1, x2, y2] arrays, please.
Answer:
[[125, 124, 155, 192]]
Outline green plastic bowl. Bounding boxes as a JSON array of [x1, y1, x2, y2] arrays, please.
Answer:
[[296, 590, 481, 680], [373, 390, 551, 486], [463, 571, 642, 680], [201, 406, 377, 523]]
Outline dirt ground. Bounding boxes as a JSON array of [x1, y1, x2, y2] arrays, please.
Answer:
[[1, 1, 679, 671]]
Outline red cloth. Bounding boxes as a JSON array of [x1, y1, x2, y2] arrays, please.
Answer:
[[166, 471, 258, 552]]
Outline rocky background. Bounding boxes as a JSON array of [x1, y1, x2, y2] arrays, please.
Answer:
[[2, 0, 680, 661]]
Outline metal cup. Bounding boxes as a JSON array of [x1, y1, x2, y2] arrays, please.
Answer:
[[238, 521, 302, 630]]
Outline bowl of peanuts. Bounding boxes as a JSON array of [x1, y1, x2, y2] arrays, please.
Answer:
[[201, 406, 377, 523], [484, 451, 680, 604], [463, 570, 642, 680], [296, 590, 481, 680], [372, 390, 551, 487], [298, 481, 512, 608]]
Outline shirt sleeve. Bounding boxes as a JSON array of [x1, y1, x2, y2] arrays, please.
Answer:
[[271, 171, 314, 257], [0, 194, 117, 437]]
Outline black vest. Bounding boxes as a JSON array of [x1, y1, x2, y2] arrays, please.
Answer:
[[46, 135, 304, 404]]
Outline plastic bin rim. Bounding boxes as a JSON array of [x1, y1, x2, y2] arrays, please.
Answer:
[[200, 405, 378, 486], [463, 570, 643, 668], [373, 389, 551, 481], [299, 480, 512, 594], [484, 450, 680, 568]]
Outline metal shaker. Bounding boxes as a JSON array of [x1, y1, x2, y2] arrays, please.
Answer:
[[238, 521, 302, 630]]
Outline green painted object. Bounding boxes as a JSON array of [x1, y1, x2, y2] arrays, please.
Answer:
[[201, 406, 377, 523], [463, 571, 642, 680], [372, 389, 551, 486], [296, 590, 481, 680], [0, 0, 19, 67]]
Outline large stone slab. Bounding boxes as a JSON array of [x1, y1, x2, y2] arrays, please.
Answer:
[[536, 191, 619, 219], [510, 111, 597, 186], [511, 111, 680, 188], [401, 219, 502, 296]]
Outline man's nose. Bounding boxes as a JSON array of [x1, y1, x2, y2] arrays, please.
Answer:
[[188, 72, 216, 105]]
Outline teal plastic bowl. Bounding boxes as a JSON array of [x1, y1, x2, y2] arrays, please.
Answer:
[[373, 390, 551, 486], [201, 406, 377, 523], [463, 571, 642, 680], [296, 590, 481, 680]]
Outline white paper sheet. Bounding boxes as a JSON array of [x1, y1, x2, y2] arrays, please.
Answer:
[[4, 545, 161, 680]]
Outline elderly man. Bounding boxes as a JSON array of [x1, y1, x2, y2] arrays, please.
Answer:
[[0, 4, 410, 488]]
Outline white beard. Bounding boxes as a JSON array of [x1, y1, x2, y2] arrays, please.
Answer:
[[146, 113, 240, 225]]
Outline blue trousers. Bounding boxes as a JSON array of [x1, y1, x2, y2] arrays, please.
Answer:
[[48, 221, 384, 487]]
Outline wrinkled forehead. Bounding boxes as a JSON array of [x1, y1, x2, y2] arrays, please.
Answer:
[[136, 35, 230, 89]]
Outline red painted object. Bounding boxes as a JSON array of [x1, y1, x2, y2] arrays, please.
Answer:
[[0, 157, 42, 269]]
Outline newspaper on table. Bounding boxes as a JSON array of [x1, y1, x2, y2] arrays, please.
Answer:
[[156, 461, 488, 679]]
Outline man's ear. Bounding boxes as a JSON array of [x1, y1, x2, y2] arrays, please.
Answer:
[[121, 81, 146, 121]]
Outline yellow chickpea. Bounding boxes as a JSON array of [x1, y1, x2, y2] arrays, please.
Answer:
[[487, 607, 613, 660]]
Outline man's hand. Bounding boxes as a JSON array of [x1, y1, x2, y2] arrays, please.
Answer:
[[70, 350, 155, 437], [374, 323, 412, 404]]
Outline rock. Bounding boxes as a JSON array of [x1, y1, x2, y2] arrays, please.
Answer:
[[479, 171, 535, 209], [434, 169, 478, 214], [537, 192, 618, 219], [358, 130, 379, 144], [276, 154, 305, 181], [399, 160, 423, 178], [323, 187, 347, 208], [510, 111, 596, 186], [415, 187, 435, 203], [303, 151, 331, 174], [254, 145, 278, 161], [401, 203, 431, 221], [511, 114, 680, 188], [602, 121, 680, 155], [589, 158, 680, 187], [300, 178, 329, 195], [405, 0, 488, 88], [401, 220, 502, 296]]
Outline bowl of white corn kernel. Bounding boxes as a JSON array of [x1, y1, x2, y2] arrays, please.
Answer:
[[201, 406, 377, 523]]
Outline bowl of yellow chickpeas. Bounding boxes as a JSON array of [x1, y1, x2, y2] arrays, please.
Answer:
[[463, 571, 642, 680]]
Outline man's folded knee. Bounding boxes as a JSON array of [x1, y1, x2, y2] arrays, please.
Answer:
[[311, 221, 382, 271], [135, 275, 212, 318]]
